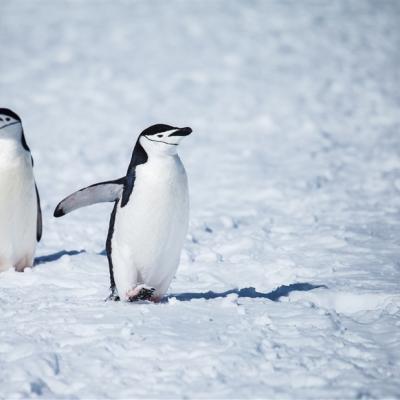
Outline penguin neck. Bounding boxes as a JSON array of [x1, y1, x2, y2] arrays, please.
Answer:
[[126, 139, 182, 180], [139, 136, 178, 158], [146, 150, 179, 162], [0, 137, 27, 166], [0, 125, 25, 158]]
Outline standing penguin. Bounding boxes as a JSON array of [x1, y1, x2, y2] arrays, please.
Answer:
[[0, 108, 42, 272], [54, 124, 192, 302]]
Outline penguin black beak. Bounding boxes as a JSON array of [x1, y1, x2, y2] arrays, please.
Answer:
[[168, 127, 192, 137]]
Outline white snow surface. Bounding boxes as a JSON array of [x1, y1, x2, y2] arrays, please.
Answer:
[[1, 1, 400, 399]]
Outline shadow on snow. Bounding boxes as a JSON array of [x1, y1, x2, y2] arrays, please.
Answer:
[[168, 283, 326, 302], [34, 250, 86, 266], [32, 251, 326, 304]]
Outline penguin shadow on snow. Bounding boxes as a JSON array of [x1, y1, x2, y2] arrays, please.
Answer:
[[34, 249, 326, 303], [34, 250, 85, 266], [168, 283, 327, 302]]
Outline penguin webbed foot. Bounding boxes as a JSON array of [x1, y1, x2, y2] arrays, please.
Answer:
[[127, 285, 155, 302], [105, 286, 120, 302]]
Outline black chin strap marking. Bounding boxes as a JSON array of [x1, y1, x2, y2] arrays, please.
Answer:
[[0, 121, 20, 130], [144, 135, 178, 146]]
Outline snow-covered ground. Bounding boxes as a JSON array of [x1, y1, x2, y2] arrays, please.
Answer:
[[1, 0, 400, 398]]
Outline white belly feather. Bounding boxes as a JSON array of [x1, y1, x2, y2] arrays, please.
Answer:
[[0, 148, 37, 271], [112, 155, 189, 299]]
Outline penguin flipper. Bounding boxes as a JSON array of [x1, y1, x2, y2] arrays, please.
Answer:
[[54, 178, 125, 217], [35, 183, 42, 241]]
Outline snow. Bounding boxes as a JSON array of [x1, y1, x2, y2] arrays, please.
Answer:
[[1, 0, 400, 398]]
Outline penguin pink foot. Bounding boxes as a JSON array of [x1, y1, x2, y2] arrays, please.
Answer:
[[126, 285, 155, 302]]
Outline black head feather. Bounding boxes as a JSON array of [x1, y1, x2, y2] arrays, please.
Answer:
[[140, 124, 177, 136], [0, 108, 21, 121]]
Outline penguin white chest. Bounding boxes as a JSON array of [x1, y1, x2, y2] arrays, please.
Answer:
[[112, 155, 189, 297], [0, 149, 37, 271]]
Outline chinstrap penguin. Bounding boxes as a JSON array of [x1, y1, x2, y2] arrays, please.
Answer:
[[54, 124, 192, 302], [0, 108, 42, 272]]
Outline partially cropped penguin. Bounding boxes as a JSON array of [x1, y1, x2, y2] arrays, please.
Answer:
[[54, 124, 192, 302], [0, 108, 42, 272]]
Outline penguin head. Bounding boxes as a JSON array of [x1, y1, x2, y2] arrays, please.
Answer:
[[0, 108, 30, 152], [0, 108, 23, 137], [139, 124, 192, 155]]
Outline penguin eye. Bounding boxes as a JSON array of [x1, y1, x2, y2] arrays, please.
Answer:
[[157, 134, 163, 138], [5, 117, 10, 121], [0, 118, 3, 121]]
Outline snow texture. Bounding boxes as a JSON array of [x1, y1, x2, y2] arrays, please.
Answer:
[[1, 0, 400, 398]]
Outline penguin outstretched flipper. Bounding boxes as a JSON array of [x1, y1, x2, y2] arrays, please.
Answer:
[[54, 177, 125, 217]]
